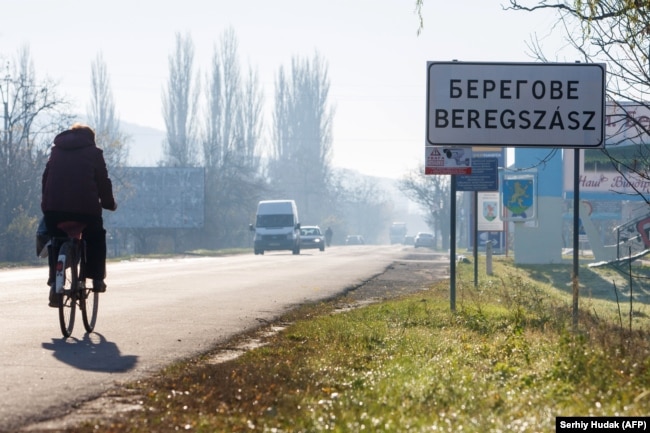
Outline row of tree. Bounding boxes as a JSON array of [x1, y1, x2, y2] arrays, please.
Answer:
[[6, 2, 649, 263], [0, 29, 433, 262], [155, 30, 397, 252], [0, 47, 73, 261]]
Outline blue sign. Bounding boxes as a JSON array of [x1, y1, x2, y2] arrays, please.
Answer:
[[456, 158, 499, 191], [502, 175, 536, 220]]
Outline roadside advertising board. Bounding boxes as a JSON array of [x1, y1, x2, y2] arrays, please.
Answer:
[[104, 167, 205, 229]]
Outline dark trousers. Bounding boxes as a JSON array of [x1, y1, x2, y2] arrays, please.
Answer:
[[43, 211, 107, 283]]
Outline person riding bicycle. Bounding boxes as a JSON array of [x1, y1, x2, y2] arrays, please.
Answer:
[[41, 123, 117, 307]]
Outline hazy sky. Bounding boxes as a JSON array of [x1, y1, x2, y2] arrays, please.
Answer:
[[0, 0, 566, 178]]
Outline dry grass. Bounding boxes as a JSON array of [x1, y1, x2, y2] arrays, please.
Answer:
[[58, 256, 650, 432]]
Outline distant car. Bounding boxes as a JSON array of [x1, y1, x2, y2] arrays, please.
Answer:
[[300, 226, 326, 252], [403, 235, 415, 245], [345, 235, 365, 245], [414, 232, 435, 249]]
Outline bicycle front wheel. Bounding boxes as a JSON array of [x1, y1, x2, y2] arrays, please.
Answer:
[[81, 284, 98, 333], [56, 242, 76, 338]]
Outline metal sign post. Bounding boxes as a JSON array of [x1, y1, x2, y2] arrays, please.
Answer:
[[450, 176, 457, 312], [456, 157, 500, 287], [573, 149, 580, 331]]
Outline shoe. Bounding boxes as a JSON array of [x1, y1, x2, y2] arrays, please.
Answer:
[[48, 286, 60, 308], [92, 279, 106, 293]]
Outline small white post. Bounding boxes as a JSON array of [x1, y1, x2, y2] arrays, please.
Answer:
[[486, 240, 493, 276]]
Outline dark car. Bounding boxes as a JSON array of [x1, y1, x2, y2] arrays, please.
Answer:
[[345, 235, 365, 245], [300, 226, 326, 252], [414, 232, 435, 249]]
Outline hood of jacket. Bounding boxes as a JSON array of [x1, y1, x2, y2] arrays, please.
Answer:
[[53, 128, 95, 150]]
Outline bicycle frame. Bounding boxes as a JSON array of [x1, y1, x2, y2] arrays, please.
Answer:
[[51, 221, 98, 338], [54, 222, 85, 296], [54, 239, 83, 294]]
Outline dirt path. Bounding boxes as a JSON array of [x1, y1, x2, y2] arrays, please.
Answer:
[[343, 253, 449, 303]]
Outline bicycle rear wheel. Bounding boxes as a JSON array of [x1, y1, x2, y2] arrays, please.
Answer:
[[81, 285, 98, 333], [56, 242, 76, 338], [75, 239, 99, 333]]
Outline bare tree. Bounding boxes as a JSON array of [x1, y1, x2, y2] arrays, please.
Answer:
[[270, 52, 334, 223], [0, 46, 72, 261], [415, 0, 425, 34], [203, 28, 257, 168], [507, 0, 650, 203], [329, 170, 392, 243], [202, 28, 266, 248], [241, 67, 264, 168], [87, 52, 129, 170], [86, 52, 132, 256], [162, 32, 199, 167], [399, 168, 453, 249]]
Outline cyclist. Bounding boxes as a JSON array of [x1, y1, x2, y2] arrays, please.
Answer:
[[41, 123, 117, 307]]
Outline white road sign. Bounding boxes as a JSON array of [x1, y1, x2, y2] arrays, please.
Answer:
[[426, 61, 606, 148]]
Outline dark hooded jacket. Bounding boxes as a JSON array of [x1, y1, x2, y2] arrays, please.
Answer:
[[41, 128, 116, 217]]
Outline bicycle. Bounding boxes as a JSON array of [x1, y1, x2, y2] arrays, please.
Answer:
[[51, 221, 99, 338]]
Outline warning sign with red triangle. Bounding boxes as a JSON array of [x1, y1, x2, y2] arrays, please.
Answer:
[[425, 146, 472, 175]]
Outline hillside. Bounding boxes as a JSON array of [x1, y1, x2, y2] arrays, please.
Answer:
[[122, 121, 165, 166]]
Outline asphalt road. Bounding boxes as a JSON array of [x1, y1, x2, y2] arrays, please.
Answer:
[[0, 245, 413, 432]]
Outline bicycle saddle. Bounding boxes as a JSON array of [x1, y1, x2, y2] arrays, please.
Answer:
[[56, 221, 87, 239]]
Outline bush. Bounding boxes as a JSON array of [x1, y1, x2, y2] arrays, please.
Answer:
[[0, 208, 39, 262]]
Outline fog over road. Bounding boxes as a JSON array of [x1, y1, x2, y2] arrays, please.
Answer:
[[0, 245, 413, 431]]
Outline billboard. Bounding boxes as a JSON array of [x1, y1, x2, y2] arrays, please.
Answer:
[[563, 149, 650, 199], [104, 167, 205, 229], [563, 102, 650, 201], [426, 61, 606, 148], [605, 102, 650, 147]]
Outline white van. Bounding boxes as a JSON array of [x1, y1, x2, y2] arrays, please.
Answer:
[[249, 200, 301, 255]]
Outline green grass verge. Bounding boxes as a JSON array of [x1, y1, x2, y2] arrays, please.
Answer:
[[69, 256, 650, 432]]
